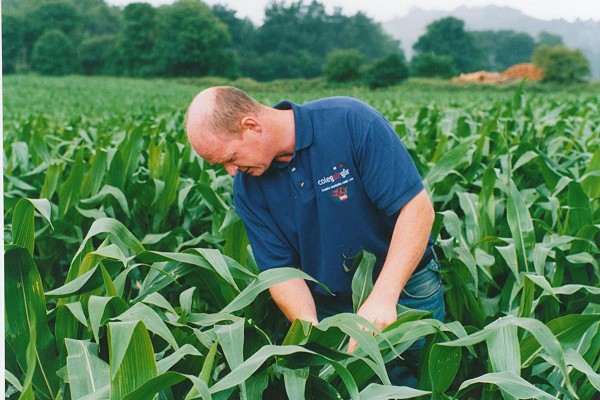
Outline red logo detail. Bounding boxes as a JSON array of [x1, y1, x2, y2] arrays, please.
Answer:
[[332, 186, 349, 201]]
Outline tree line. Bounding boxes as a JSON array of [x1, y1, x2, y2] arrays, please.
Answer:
[[2, 0, 590, 84]]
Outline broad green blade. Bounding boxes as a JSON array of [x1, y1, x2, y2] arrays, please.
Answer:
[[88, 295, 129, 343], [521, 314, 600, 367], [11, 198, 53, 255], [221, 268, 325, 314], [350, 250, 376, 312], [359, 383, 430, 399], [80, 184, 131, 218], [195, 248, 240, 291], [428, 342, 461, 393], [210, 345, 359, 399], [283, 367, 309, 400], [115, 302, 180, 350], [108, 321, 158, 399], [5, 245, 60, 399], [318, 313, 390, 385], [505, 179, 535, 273], [58, 148, 85, 217], [458, 371, 558, 400], [215, 320, 246, 399], [157, 344, 202, 375], [65, 339, 110, 399], [487, 324, 520, 375], [564, 348, 600, 392]]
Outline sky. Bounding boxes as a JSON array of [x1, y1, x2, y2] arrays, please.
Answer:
[[105, 0, 600, 24]]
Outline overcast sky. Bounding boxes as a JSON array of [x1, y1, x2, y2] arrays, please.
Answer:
[[104, 0, 600, 24]]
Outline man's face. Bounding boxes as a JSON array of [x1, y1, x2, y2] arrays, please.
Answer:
[[200, 128, 273, 177]]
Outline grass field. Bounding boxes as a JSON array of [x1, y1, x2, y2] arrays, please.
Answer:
[[3, 75, 600, 399]]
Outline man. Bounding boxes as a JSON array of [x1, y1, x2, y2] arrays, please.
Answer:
[[186, 86, 444, 385]]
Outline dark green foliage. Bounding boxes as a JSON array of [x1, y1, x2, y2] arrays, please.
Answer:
[[474, 30, 536, 71], [250, 1, 400, 81], [413, 17, 486, 74], [152, 0, 236, 78], [31, 29, 76, 76], [410, 52, 456, 78], [25, 1, 80, 54], [2, 13, 25, 73], [118, 3, 158, 77], [533, 44, 591, 82], [364, 53, 408, 89], [79, 35, 119, 75], [536, 31, 563, 47], [322, 49, 365, 82]]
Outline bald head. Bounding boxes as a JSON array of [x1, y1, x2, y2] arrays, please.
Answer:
[[186, 86, 261, 155]]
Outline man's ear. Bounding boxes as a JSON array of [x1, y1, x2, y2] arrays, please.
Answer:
[[241, 116, 261, 134]]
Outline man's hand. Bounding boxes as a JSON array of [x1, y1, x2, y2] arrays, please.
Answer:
[[347, 189, 435, 354], [347, 293, 397, 353]]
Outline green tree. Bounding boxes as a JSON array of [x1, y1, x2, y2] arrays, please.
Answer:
[[365, 53, 408, 89], [24, 1, 81, 56], [79, 35, 119, 75], [251, 0, 400, 81], [532, 44, 590, 82], [474, 30, 536, 71], [410, 52, 455, 78], [31, 29, 76, 75], [118, 3, 158, 76], [322, 49, 365, 82], [537, 31, 563, 46], [152, 0, 236, 77], [2, 13, 25, 73], [413, 17, 485, 74]]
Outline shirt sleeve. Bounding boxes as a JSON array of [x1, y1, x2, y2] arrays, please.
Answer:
[[354, 112, 424, 216], [233, 176, 298, 271]]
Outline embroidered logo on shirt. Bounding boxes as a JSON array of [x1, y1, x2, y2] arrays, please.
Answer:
[[332, 186, 349, 201], [317, 163, 354, 197]]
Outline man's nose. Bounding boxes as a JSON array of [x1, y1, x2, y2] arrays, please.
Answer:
[[223, 162, 238, 176]]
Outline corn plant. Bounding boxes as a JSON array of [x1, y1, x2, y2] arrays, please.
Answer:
[[4, 77, 599, 399]]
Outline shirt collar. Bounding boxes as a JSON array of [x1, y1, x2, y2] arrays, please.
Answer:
[[273, 100, 314, 153]]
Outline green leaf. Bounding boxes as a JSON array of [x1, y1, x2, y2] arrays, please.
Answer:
[[283, 367, 309, 400], [5, 245, 60, 399], [428, 342, 461, 393], [11, 198, 53, 255], [359, 383, 430, 399], [209, 345, 358, 399], [122, 372, 213, 400], [505, 179, 535, 273], [424, 137, 476, 188], [88, 295, 129, 343], [65, 339, 110, 399], [215, 320, 245, 370], [564, 348, 600, 392], [115, 302, 180, 350], [198, 341, 219, 387], [221, 268, 326, 314], [487, 325, 520, 375], [459, 371, 558, 399], [80, 184, 131, 218], [108, 321, 158, 399], [195, 248, 240, 292], [59, 148, 85, 217], [157, 344, 202, 375], [351, 250, 376, 312]]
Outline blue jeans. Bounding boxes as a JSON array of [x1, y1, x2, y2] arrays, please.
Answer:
[[315, 258, 445, 387]]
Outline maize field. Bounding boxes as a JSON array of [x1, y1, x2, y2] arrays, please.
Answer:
[[3, 76, 600, 399]]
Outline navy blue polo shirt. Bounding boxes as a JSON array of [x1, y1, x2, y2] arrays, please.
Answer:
[[233, 97, 431, 300]]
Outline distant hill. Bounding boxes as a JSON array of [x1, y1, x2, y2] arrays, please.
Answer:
[[383, 6, 600, 79]]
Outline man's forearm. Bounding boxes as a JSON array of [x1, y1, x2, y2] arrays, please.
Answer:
[[372, 189, 435, 303], [269, 278, 319, 325]]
